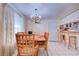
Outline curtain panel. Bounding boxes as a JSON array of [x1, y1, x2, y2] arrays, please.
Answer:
[[3, 4, 25, 56], [3, 5, 15, 56]]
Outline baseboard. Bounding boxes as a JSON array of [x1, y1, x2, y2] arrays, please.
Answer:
[[49, 41, 57, 42]]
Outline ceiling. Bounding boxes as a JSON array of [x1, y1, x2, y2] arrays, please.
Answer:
[[12, 3, 79, 20]]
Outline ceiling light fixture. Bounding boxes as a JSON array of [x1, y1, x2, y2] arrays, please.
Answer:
[[31, 8, 41, 23]]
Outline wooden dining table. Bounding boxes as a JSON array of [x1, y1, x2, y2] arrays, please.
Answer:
[[34, 35, 46, 41]]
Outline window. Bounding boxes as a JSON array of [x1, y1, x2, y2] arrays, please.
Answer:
[[14, 13, 25, 33]]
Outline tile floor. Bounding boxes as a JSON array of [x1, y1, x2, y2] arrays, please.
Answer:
[[13, 42, 79, 56], [39, 42, 79, 56]]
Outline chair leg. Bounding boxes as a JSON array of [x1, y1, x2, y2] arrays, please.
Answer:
[[45, 46, 48, 56], [68, 38, 71, 49], [74, 39, 76, 49], [36, 48, 39, 56], [17, 53, 19, 56]]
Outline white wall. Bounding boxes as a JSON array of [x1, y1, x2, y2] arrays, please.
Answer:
[[48, 20, 58, 41], [25, 19, 57, 41], [25, 19, 48, 33]]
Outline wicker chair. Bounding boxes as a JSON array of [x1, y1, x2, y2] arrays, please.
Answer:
[[44, 32, 49, 55], [16, 32, 38, 56], [36, 32, 49, 56]]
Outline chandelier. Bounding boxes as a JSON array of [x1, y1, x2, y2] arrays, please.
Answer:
[[31, 8, 41, 23]]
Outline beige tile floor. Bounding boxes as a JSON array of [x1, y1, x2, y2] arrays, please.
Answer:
[[13, 42, 79, 56], [47, 42, 79, 56]]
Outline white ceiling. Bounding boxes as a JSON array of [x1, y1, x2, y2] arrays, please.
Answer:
[[12, 3, 79, 20]]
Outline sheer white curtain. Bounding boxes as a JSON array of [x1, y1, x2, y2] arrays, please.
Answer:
[[3, 4, 25, 56], [3, 5, 15, 56], [0, 4, 5, 56]]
